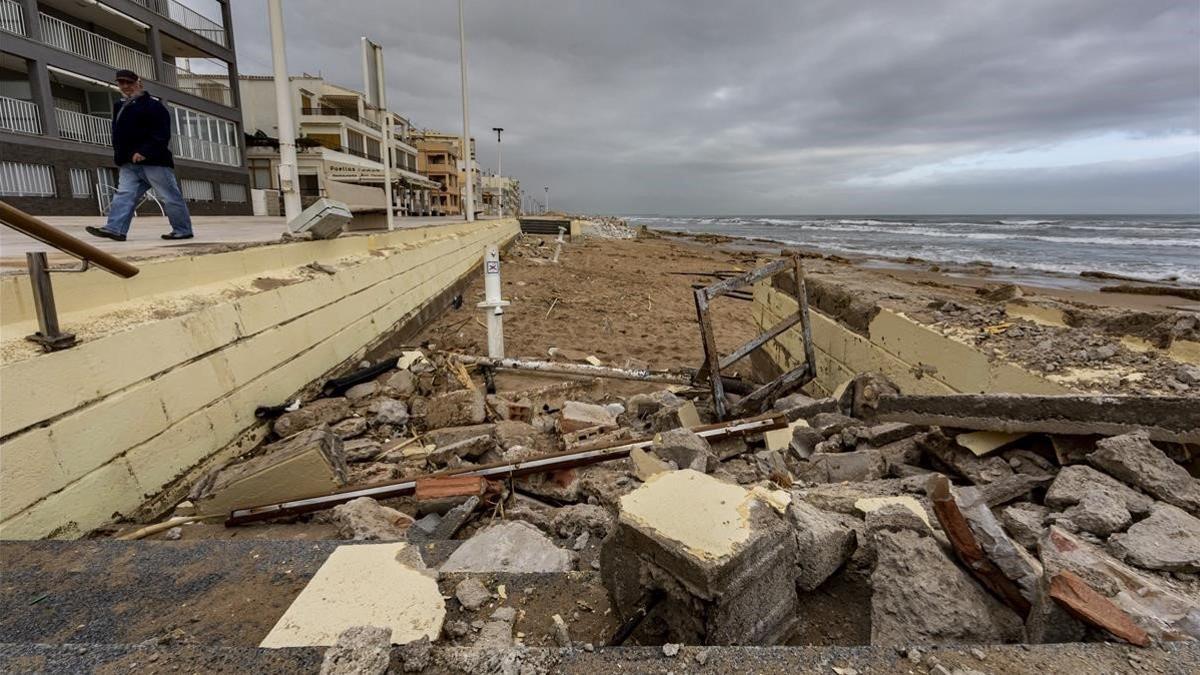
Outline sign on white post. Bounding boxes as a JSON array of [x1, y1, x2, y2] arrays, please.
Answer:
[[476, 245, 510, 358]]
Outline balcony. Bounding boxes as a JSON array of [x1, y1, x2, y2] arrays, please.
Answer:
[[301, 107, 382, 132], [0, 0, 25, 36], [161, 62, 232, 106], [39, 12, 155, 76], [56, 108, 112, 146], [0, 96, 41, 135], [129, 0, 226, 47], [338, 145, 382, 163]]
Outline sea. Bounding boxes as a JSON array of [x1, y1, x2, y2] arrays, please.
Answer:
[[624, 215, 1200, 285]]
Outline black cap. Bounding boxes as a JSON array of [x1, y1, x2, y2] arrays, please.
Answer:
[[115, 69, 139, 82]]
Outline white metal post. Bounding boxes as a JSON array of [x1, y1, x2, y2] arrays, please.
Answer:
[[373, 42, 395, 231], [458, 0, 474, 223], [477, 244, 509, 357], [268, 0, 301, 222]]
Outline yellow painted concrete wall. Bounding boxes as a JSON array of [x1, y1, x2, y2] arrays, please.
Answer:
[[753, 282, 1074, 398], [0, 219, 519, 539]]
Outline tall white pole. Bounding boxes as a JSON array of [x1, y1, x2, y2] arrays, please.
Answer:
[[268, 0, 301, 222], [458, 0, 474, 223], [493, 127, 503, 217], [544, 185, 549, 212], [372, 41, 395, 231]]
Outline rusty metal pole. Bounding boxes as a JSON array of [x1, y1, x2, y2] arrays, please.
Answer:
[[25, 252, 76, 351]]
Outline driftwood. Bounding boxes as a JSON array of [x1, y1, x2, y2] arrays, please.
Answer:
[[1048, 571, 1151, 647], [927, 475, 1032, 616]]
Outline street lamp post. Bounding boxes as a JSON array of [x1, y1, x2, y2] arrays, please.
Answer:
[[544, 185, 549, 213], [458, 0, 474, 223], [492, 127, 503, 217]]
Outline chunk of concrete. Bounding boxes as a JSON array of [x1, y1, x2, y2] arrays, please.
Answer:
[[1044, 464, 1154, 517], [331, 417, 368, 440], [1000, 503, 1049, 551], [764, 420, 809, 453], [926, 441, 1014, 485], [319, 625, 392, 675], [274, 397, 352, 437], [870, 529, 1025, 646], [787, 500, 857, 591], [441, 521, 573, 573], [492, 420, 540, 450], [342, 438, 382, 463], [652, 428, 716, 473], [454, 578, 492, 611], [958, 486, 1042, 604], [329, 497, 414, 541], [600, 470, 800, 645], [1055, 492, 1131, 537], [630, 446, 671, 481], [790, 425, 826, 460], [956, 431, 1026, 457], [261, 543, 444, 647], [345, 381, 380, 403], [559, 400, 618, 433], [854, 496, 932, 529], [475, 606, 517, 648], [1088, 431, 1200, 516], [425, 389, 486, 429], [550, 503, 615, 538], [1038, 526, 1200, 641], [195, 425, 348, 516], [370, 398, 409, 427], [1108, 504, 1200, 573], [427, 435, 497, 465], [425, 423, 496, 448], [800, 450, 886, 483], [859, 422, 921, 447], [385, 369, 416, 397]]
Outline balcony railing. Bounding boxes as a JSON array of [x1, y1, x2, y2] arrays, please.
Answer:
[[0, 96, 41, 135], [0, 0, 26, 36], [161, 62, 232, 106], [39, 13, 155, 76], [337, 145, 382, 163], [129, 0, 226, 47], [56, 108, 112, 147], [301, 107, 381, 132]]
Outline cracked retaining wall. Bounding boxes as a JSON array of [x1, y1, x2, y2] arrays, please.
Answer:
[[0, 219, 519, 539]]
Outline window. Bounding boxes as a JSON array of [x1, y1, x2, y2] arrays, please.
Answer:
[[179, 178, 214, 201], [219, 182, 247, 203], [298, 174, 320, 197], [168, 104, 240, 167], [0, 161, 55, 196], [248, 159, 273, 189], [69, 168, 92, 198]]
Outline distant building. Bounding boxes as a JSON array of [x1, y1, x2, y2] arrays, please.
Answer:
[[481, 173, 520, 216], [0, 0, 249, 215], [413, 129, 478, 217], [237, 74, 438, 215]]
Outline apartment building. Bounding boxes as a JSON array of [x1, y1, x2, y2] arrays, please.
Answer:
[[413, 129, 478, 217], [238, 74, 438, 216], [0, 0, 249, 216], [481, 173, 520, 217]]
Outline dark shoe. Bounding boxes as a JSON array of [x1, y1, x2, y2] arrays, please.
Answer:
[[161, 232, 194, 240], [85, 226, 126, 242]]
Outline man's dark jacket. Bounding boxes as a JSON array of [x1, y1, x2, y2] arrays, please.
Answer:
[[111, 92, 174, 168]]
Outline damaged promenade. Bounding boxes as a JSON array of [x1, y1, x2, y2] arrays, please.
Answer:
[[2, 221, 1200, 674]]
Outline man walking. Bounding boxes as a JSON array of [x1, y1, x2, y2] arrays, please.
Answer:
[[86, 69, 194, 242]]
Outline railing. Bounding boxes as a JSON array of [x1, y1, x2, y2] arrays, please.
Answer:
[[301, 107, 382, 132], [160, 62, 232, 106], [172, 135, 241, 167], [0, 0, 26, 36], [129, 0, 226, 47], [39, 13, 155, 76], [337, 145, 382, 163], [0, 96, 42, 135], [55, 108, 112, 147]]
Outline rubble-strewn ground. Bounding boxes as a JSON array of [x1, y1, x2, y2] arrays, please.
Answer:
[[72, 223, 1198, 671]]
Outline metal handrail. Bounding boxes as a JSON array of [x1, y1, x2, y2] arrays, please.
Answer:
[[0, 201, 139, 278], [0, 0, 25, 36], [55, 108, 112, 146]]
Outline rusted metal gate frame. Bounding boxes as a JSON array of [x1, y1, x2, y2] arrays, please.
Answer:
[[693, 254, 816, 420]]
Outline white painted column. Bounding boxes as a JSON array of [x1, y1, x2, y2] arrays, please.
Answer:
[[268, 0, 302, 222]]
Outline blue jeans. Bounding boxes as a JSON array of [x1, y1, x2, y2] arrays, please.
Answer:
[[105, 164, 193, 236]]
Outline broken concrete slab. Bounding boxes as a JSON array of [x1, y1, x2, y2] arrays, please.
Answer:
[[975, 473, 1053, 508], [858, 422, 920, 447], [1055, 492, 1131, 537], [425, 423, 497, 448], [344, 381, 380, 403], [425, 389, 486, 429], [195, 425, 348, 516], [273, 397, 352, 438], [318, 625, 392, 675], [329, 497, 414, 541], [630, 446, 671, 481], [1043, 465, 1154, 517], [787, 500, 857, 591], [550, 504, 615, 539], [957, 486, 1043, 604], [342, 438, 382, 463], [409, 496, 480, 543], [427, 435, 497, 465], [601, 470, 800, 645], [764, 420, 810, 453], [800, 450, 887, 484], [854, 496, 932, 529], [369, 398, 409, 427], [926, 440, 1014, 485], [260, 543, 444, 648], [492, 420, 540, 450], [1108, 503, 1200, 573], [1087, 431, 1200, 517], [441, 521, 574, 573], [1038, 526, 1200, 641], [1000, 503, 1049, 551], [559, 400, 618, 433], [957, 431, 1026, 457], [385, 369, 416, 397], [870, 528, 1025, 646], [330, 417, 368, 440], [651, 428, 716, 473]]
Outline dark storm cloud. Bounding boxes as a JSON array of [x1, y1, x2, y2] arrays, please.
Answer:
[[230, 1, 1200, 214]]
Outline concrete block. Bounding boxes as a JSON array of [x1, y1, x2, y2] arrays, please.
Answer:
[[260, 543, 444, 647], [800, 450, 887, 483], [440, 521, 573, 573], [1088, 431, 1200, 516], [559, 400, 618, 433], [195, 426, 348, 516], [600, 470, 799, 645], [425, 390, 486, 429], [787, 500, 857, 591]]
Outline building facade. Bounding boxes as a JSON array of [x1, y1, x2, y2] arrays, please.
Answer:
[[480, 173, 520, 217], [413, 129, 478, 217], [0, 0, 249, 216], [238, 74, 438, 216]]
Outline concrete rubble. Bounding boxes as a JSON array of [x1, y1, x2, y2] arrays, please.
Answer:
[[153, 347, 1198, 658]]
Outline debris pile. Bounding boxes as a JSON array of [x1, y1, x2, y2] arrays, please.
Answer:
[[181, 342, 1197, 658]]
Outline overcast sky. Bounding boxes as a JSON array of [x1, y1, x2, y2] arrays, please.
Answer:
[[228, 1, 1200, 215]]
